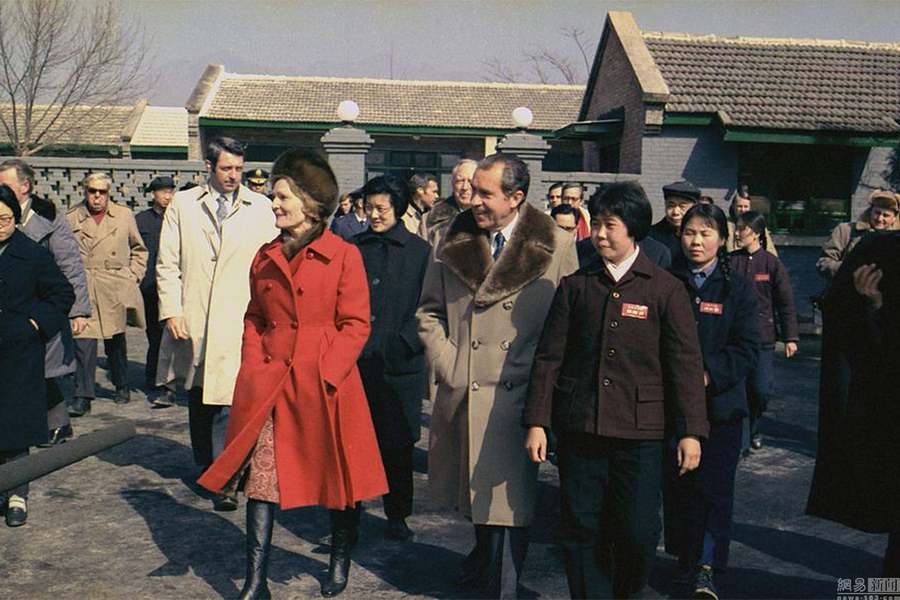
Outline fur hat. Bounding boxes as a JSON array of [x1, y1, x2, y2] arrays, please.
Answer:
[[271, 149, 338, 221], [869, 189, 900, 213]]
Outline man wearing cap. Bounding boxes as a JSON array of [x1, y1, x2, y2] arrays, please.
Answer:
[[156, 137, 277, 511], [136, 176, 176, 407], [245, 168, 270, 196], [648, 180, 701, 258], [816, 189, 899, 282]]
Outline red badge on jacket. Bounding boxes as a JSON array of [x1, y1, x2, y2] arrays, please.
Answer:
[[699, 302, 723, 315], [754, 273, 771, 282], [621, 303, 649, 320]]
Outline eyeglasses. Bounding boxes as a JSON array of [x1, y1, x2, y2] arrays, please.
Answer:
[[0, 214, 14, 225], [364, 204, 393, 216], [87, 187, 109, 196]]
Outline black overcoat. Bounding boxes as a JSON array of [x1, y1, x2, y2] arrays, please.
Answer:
[[353, 224, 430, 448], [670, 258, 760, 423], [0, 230, 75, 450], [807, 231, 900, 533]]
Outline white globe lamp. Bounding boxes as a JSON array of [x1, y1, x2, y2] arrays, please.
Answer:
[[512, 106, 534, 130], [337, 100, 360, 124]]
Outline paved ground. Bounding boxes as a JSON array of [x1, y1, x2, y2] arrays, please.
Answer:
[[0, 331, 889, 599]]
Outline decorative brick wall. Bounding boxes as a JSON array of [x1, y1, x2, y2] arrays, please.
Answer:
[[0, 156, 269, 210]]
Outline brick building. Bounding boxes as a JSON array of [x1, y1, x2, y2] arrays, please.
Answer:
[[186, 65, 584, 192], [576, 11, 900, 237]]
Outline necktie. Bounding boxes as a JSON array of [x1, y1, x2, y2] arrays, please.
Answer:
[[493, 232, 506, 260], [216, 195, 229, 226]]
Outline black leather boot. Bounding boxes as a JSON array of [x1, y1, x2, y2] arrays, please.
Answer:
[[321, 506, 360, 597], [238, 500, 275, 600]]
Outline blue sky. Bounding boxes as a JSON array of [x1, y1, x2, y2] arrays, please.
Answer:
[[124, 0, 900, 105]]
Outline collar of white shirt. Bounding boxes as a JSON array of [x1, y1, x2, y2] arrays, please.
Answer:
[[490, 210, 520, 250], [602, 245, 641, 282]]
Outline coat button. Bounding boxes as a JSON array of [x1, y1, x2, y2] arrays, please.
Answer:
[[607, 348, 616, 357], [471, 381, 480, 391], [502, 301, 513, 310], [472, 339, 480, 349], [270, 321, 277, 328], [264, 355, 272, 363], [602, 378, 611, 387], [307, 250, 315, 258], [610, 320, 619, 329], [695, 297, 701, 304], [500, 340, 510, 351], [371, 315, 377, 322], [372, 278, 381, 286], [264, 283, 272, 291], [611, 291, 620, 299], [284, 358, 292, 366], [503, 380, 514, 391], [111, 250, 116, 256], [291, 321, 298, 329]]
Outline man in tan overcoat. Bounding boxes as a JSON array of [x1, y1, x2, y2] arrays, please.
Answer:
[[155, 137, 277, 511], [67, 173, 147, 414], [417, 153, 578, 597]]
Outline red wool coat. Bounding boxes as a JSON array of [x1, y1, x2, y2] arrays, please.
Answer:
[[198, 231, 388, 510]]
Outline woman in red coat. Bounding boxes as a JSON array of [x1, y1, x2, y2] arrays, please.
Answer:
[[198, 149, 387, 599]]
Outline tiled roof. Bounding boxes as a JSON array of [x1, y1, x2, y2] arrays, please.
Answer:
[[643, 32, 900, 133], [131, 106, 188, 148], [203, 74, 584, 131], [0, 104, 136, 147]]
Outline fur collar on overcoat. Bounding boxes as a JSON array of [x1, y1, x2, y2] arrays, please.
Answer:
[[437, 203, 556, 307]]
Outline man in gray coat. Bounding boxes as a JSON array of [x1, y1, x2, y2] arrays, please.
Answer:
[[0, 159, 91, 446]]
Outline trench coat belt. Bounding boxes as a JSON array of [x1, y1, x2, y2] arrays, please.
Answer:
[[82, 260, 127, 270]]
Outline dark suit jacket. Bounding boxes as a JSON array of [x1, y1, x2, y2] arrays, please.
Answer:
[[353, 224, 430, 446], [135, 208, 164, 293], [670, 257, 760, 422], [525, 250, 709, 440], [648, 218, 682, 259], [576, 237, 672, 271], [330, 213, 370, 241]]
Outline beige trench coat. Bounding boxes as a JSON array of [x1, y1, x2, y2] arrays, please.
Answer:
[[155, 184, 277, 406], [417, 204, 577, 527], [67, 202, 147, 339]]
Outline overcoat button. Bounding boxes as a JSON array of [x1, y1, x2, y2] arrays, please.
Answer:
[[264, 283, 272, 291], [602, 378, 611, 386], [607, 348, 616, 357], [307, 250, 315, 258], [264, 355, 272, 363], [500, 340, 510, 351], [610, 320, 619, 329], [291, 321, 298, 329], [503, 381, 514, 391], [472, 339, 480, 349], [372, 278, 381, 285], [284, 358, 292, 366], [471, 382, 480, 391], [695, 297, 701, 304], [611, 291, 620, 299], [371, 315, 377, 322], [502, 301, 513, 310]]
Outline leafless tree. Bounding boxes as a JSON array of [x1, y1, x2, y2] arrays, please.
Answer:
[[481, 27, 595, 85], [0, 0, 153, 156]]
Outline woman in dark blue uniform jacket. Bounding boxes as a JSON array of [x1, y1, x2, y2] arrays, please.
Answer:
[[0, 185, 75, 527], [664, 203, 759, 599], [353, 175, 430, 542]]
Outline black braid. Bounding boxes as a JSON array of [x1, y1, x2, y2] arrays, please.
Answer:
[[717, 244, 732, 298]]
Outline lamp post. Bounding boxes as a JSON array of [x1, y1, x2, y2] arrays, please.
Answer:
[[497, 106, 550, 208], [320, 100, 373, 197]]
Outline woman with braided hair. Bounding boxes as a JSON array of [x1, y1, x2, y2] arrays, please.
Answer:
[[663, 203, 760, 600]]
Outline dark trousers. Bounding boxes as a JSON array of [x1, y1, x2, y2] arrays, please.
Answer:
[[557, 433, 662, 599], [664, 420, 742, 571], [0, 449, 29, 499], [382, 444, 414, 520], [744, 346, 775, 448], [142, 290, 163, 390], [74, 334, 128, 398], [461, 524, 529, 599], [46, 377, 71, 430], [188, 387, 230, 468]]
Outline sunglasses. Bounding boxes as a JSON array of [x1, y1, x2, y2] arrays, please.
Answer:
[[87, 187, 109, 196]]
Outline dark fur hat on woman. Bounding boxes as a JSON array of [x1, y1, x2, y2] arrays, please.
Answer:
[[271, 148, 339, 221]]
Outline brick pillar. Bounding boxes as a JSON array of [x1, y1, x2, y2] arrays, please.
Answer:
[[320, 125, 374, 196], [496, 131, 551, 209]]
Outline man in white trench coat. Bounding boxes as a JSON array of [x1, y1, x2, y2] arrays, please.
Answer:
[[417, 154, 578, 597], [156, 137, 277, 510]]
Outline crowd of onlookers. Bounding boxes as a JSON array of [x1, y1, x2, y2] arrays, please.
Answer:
[[0, 139, 896, 600]]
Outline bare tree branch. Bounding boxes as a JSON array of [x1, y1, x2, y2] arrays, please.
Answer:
[[479, 57, 520, 84], [481, 26, 597, 86], [563, 27, 593, 76], [0, 0, 153, 156]]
